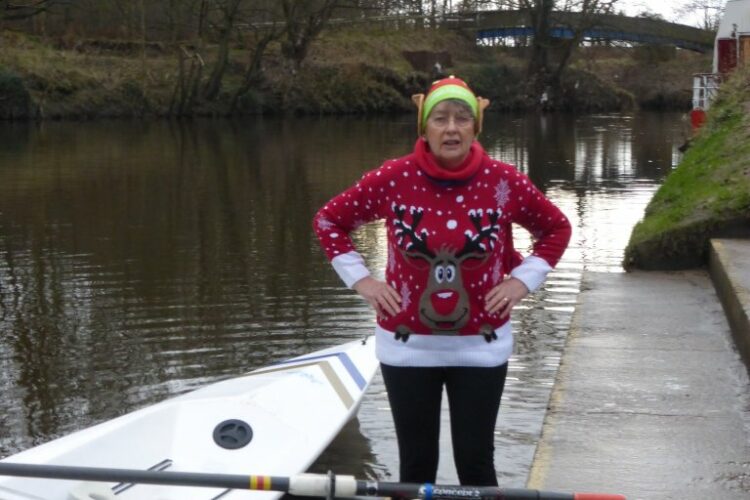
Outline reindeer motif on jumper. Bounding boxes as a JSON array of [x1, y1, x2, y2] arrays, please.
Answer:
[[390, 202, 502, 344]]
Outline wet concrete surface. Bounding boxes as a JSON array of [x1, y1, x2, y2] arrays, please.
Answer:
[[527, 270, 750, 500], [710, 239, 750, 371]]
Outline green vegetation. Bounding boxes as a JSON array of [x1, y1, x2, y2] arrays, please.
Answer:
[[0, 66, 32, 118], [624, 65, 750, 270], [0, 26, 710, 119]]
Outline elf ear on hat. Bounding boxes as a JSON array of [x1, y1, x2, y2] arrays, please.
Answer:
[[412, 76, 490, 136]]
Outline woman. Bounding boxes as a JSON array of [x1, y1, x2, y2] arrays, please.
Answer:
[[313, 76, 571, 486]]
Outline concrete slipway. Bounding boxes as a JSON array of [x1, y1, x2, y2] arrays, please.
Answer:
[[527, 239, 750, 500]]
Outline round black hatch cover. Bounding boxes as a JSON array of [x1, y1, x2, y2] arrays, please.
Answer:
[[213, 419, 253, 450]]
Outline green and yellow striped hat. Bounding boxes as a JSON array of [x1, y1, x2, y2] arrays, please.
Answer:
[[412, 76, 489, 135]]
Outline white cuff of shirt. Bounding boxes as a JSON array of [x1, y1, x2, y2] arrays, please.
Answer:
[[331, 251, 371, 288], [510, 255, 553, 293]]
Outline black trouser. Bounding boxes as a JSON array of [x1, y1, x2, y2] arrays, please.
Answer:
[[380, 362, 508, 486]]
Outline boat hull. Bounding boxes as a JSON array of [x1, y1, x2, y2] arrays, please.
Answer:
[[0, 337, 379, 500]]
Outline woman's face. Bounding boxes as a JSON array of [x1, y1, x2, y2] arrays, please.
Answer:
[[424, 100, 476, 170]]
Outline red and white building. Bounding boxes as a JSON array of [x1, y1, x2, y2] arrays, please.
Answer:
[[692, 0, 750, 128]]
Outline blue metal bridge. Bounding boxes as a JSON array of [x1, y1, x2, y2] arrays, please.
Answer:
[[448, 10, 714, 52]]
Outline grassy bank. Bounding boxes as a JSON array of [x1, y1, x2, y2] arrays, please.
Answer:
[[623, 65, 750, 270], [0, 27, 710, 120]]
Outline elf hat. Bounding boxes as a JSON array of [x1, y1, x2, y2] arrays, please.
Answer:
[[411, 76, 490, 135]]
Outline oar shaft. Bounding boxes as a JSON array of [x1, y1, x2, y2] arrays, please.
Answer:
[[0, 462, 624, 500], [0, 462, 265, 490]]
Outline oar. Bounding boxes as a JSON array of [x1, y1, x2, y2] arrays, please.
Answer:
[[0, 462, 625, 500]]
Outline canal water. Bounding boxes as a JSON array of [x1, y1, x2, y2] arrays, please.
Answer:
[[0, 112, 686, 486]]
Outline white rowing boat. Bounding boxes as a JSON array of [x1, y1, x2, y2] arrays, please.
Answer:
[[0, 336, 379, 500]]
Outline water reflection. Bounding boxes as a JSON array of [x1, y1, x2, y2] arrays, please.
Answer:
[[0, 112, 685, 484]]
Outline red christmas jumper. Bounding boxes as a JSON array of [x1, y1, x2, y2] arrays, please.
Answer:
[[314, 139, 572, 367]]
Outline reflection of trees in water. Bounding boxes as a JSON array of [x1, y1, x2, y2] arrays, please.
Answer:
[[483, 112, 679, 195], [0, 218, 176, 454], [0, 235, 68, 446], [0, 123, 31, 156], [308, 417, 380, 480], [0, 117, 411, 454]]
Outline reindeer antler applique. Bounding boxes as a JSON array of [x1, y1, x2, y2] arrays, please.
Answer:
[[392, 203, 436, 260], [456, 209, 501, 261]]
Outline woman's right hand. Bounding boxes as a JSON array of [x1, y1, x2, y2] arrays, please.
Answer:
[[352, 277, 402, 318]]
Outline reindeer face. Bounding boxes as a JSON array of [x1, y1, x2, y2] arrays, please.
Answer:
[[418, 248, 470, 334]]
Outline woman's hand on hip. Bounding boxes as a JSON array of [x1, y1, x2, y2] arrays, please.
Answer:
[[485, 277, 529, 317], [353, 277, 402, 318]]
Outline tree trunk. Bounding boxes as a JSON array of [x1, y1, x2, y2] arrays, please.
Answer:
[[171, 46, 204, 116], [204, 29, 231, 100], [230, 31, 278, 113], [525, 0, 555, 99], [168, 0, 177, 43], [197, 0, 209, 47], [140, 0, 147, 84], [281, 0, 339, 71], [203, 0, 242, 101], [549, 31, 584, 94]]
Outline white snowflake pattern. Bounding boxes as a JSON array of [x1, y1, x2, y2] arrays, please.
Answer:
[[317, 216, 335, 231], [400, 283, 412, 311], [491, 259, 502, 285], [388, 246, 397, 273], [495, 179, 511, 208]]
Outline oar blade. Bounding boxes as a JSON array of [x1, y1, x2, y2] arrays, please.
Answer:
[[574, 494, 626, 500]]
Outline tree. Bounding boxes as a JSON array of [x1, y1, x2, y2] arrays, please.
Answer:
[[230, 3, 284, 111], [548, 0, 620, 90], [170, 46, 204, 115], [203, 0, 244, 100], [157, 0, 204, 43], [280, 0, 342, 70], [519, 0, 555, 97], [676, 0, 724, 31], [510, 0, 621, 103]]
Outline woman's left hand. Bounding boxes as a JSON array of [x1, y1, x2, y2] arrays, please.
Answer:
[[485, 277, 529, 317]]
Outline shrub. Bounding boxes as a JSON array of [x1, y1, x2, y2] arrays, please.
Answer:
[[0, 67, 33, 119]]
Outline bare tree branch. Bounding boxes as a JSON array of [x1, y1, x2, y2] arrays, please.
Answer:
[[280, 0, 343, 70], [676, 0, 724, 31]]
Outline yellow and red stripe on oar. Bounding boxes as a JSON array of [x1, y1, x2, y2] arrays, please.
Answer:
[[249, 475, 273, 491]]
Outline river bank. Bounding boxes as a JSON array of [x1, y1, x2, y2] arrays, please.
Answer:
[[0, 26, 710, 120], [624, 65, 750, 270]]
